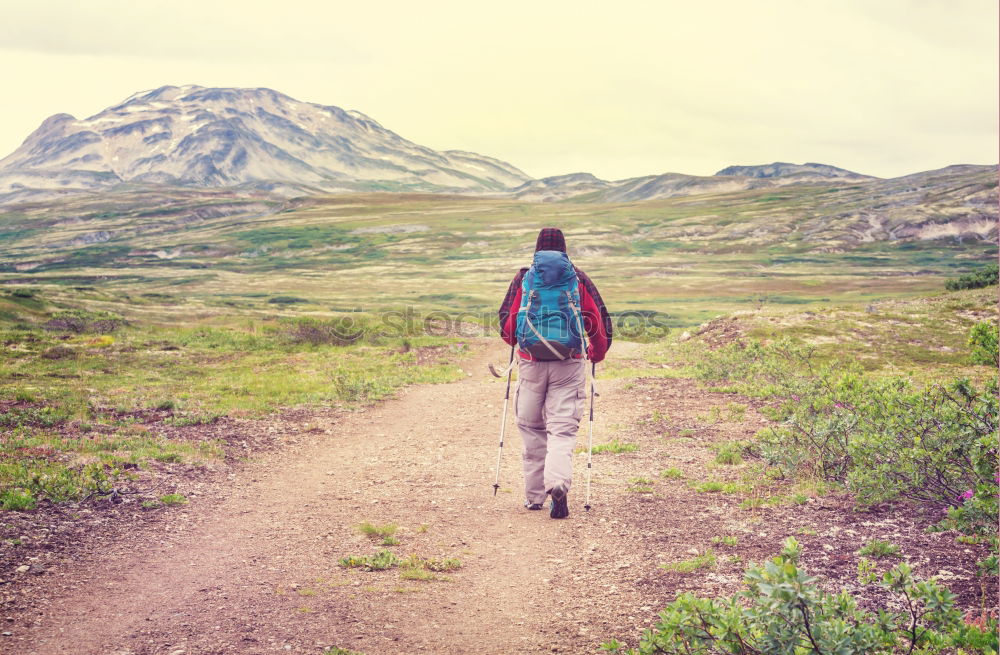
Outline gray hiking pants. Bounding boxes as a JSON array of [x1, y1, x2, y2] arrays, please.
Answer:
[[514, 357, 586, 505]]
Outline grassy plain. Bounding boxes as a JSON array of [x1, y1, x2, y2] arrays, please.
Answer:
[[0, 288, 466, 509], [0, 185, 995, 511], [1, 186, 995, 329]]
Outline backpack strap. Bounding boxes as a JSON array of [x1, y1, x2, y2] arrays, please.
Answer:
[[565, 289, 590, 359]]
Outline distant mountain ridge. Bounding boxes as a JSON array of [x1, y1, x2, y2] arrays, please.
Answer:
[[714, 162, 870, 179], [0, 85, 994, 208], [0, 85, 530, 201], [513, 163, 878, 202]]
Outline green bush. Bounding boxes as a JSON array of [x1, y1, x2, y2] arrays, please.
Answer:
[[0, 489, 36, 511], [0, 459, 115, 506], [967, 321, 998, 367], [945, 264, 999, 291], [694, 340, 998, 510], [603, 538, 998, 655], [761, 376, 998, 509], [692, 338, 999, 579], [267, 295, 308, 305]]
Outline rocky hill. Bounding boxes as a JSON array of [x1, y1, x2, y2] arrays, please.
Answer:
[[0, 85, 531, 201], [714, 162, 871, 180]]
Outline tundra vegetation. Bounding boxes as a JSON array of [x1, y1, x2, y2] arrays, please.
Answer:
[[608, 282, 998, 653], [0, 189, 996, 650]]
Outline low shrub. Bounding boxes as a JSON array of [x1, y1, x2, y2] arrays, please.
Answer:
[[762, 376, 996, 509], [967, 321, 998, 367], [278, 316, 368, 346], [0, 489, 36, 511], [43, 309, 126, 334], [694, 339, 998, 512], [945, 264, 999, 291], [267, 296, 308, 305], [604, 538, 998, 655]]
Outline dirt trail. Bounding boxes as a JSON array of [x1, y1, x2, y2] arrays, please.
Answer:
[[12, 342, 650, 655], [10, 340, 992, 655]]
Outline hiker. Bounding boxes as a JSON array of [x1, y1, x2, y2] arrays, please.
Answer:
[[498, 228, 612, 518]]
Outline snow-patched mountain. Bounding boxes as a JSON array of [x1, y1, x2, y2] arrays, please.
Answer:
[[0, 85, 530, 197]]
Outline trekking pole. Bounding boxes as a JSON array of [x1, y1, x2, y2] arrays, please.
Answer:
[[492, 343, 515, 496], [584, 361, 596, 511]]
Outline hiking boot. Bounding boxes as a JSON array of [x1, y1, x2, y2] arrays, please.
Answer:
[[524, 501, 544, 511], [548, 483, 569, 519]]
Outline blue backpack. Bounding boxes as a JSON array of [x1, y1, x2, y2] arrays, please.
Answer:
[[516, 250, 587, 360]]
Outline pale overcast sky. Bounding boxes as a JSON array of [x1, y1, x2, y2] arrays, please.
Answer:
[[0, 0, 996, 180]]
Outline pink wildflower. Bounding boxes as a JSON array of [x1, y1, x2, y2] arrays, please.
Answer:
[[959, 489, 974, 501], [834, 402, 844, 409]]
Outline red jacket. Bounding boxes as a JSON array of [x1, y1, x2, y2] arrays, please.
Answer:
[[498, 266, 612, 363]]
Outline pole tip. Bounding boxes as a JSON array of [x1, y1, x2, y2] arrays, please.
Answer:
[[492, 483, 499, 496]]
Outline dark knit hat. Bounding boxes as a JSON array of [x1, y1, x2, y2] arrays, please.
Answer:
[[535, 228, 566, 252]]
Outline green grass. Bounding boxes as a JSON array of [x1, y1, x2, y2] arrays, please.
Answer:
[[858, 539, 902, 559], [661, 549, 717, 573], [585, 439, 639, 454], [712, 442, 745, 465], [2, 184, 993, 330], [398, 567, 438, 581], [339, 549, 400, 571], [0, 291, 471, 512], [626, 475, 655, 493], [357, 521, 398, 540], [397, 555, 462, 581], [338, 551, 461, 577], [691, 480, 742, 494], [158, 493, 188, 506]]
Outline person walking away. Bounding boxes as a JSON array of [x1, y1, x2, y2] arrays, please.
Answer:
[[498, 228, 612, 518]]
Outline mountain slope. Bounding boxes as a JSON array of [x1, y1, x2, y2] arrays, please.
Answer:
[[714, 162, 872, 180], [511, 172, 611, 201], [0, 85, 531, 196], [522, 162, 877, 203]]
